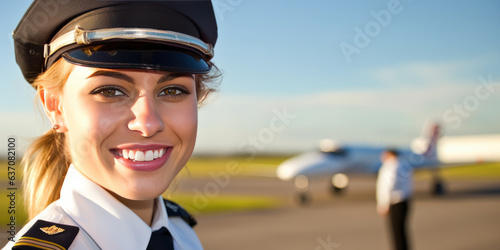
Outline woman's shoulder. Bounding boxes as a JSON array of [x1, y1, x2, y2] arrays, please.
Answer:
[[3, 202, 96, 250], [163, 199, 197, 227], [162, 199, 203, 249], [4, 220, 79, 250]]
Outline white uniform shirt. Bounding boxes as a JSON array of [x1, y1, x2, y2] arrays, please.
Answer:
[[3, 165, 202, 250], [376, 157, 413, 211]]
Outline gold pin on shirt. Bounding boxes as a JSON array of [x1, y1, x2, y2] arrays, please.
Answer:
[[40, 225, 65, 235]]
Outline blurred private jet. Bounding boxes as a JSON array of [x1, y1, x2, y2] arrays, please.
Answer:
[[276, 124, 500, 204]]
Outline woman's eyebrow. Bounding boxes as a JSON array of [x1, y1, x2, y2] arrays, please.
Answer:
[[86, 70, 135, 84], [157, 73, 194, 84]]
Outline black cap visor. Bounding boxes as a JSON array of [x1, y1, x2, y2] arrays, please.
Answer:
[[61, 43, 211, 74]]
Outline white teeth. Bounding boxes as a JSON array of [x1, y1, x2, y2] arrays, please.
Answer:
[[145, 150, 154, 161], [135, 151, 145, 161], [120, 148, 167, 161]]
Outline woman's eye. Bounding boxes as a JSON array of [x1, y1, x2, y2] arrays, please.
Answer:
[[159, 87, 188, 97], [91, 87, 126, 98], [162, 89, 180, 95]]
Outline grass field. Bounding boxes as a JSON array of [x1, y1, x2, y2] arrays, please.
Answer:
[[0, 189, 27, 230], [163, 193, 283, 216], [177, 155, 291, 178], [414, 162, 500, 180]]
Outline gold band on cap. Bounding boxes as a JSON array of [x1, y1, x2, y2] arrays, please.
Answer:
[[44, 27, 214, 60]]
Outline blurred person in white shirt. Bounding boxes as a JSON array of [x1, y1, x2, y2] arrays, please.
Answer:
[[377, 149, 413, 250]]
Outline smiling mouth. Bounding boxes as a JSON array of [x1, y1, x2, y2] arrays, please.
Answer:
[[112, 148, 169, 162]]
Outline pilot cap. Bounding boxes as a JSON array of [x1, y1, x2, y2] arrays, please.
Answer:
[[13, 0, 217, 84]]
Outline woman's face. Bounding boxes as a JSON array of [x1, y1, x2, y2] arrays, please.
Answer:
[[58, 66, 198, 200]]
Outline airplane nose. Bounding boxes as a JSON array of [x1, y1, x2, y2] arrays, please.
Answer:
[[276, 152, 330, 180], [277, 151, 347, 180], [276, 161, 297, 180]]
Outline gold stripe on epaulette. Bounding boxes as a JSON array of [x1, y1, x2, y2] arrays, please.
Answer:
[[15, 236, 66, 250], [13, 242, 54, 250]]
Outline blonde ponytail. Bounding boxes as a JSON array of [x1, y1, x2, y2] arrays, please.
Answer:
[[22, 59, 74, 219], [23, 132, 71, 218]]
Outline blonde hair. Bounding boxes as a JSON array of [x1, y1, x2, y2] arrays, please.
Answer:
[[23, 59, 221, 219]]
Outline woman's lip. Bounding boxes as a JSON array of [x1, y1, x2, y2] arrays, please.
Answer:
[[114, 143, 172, 151], [113, 147, 172, 172]]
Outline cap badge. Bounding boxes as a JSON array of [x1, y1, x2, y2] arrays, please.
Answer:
[[40, 225, 65, 235]]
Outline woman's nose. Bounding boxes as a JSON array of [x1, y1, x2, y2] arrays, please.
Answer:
[[127, 96, 165, 137]]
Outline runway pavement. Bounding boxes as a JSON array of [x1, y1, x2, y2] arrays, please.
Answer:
[[185, 176, 500, 250]]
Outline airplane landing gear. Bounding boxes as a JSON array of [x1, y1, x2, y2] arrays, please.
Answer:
[[295, 175, 310, 205], [293, 174, 350, 204], [330, 173, 348, 195], [331, 185, 345, 195], [432, 176, 445, 195], [431, 169, 446, 195], [297, 192, 310, 205]]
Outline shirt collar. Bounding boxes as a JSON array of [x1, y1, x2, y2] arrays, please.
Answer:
[[59, 164, 170, 250], [151, 196, 170, 231], [151, 195, 185, 249]]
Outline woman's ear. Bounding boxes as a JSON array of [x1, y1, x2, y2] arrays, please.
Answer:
[[39, 87, 67, 132]]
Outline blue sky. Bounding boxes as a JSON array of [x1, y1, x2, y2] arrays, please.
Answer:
[[1, 0, 499, 156]]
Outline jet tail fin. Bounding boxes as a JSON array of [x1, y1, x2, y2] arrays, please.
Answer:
[[422, 123, 440, 158], [411, 122, 440, 159]]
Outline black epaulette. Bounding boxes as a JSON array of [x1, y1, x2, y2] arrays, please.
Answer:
[[12, 220, 79, 250], [163, 199, 197, 227]]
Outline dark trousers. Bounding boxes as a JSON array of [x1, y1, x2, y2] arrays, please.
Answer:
[[389, 200, 410, 250]]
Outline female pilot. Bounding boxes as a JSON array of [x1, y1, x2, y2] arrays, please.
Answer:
[[4, 0, 220, 249]]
